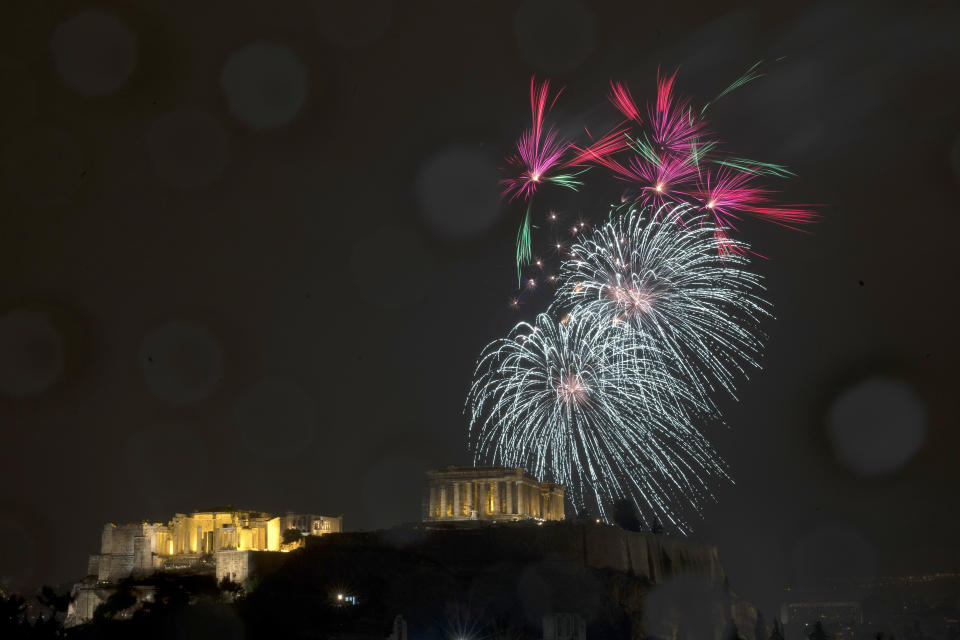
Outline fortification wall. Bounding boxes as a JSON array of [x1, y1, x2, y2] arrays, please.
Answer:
[[215, 550, 250, 584], [216, 550, 290, 584], [305, 521, 724, 585]]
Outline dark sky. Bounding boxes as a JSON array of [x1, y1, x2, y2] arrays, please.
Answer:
[[1, 0, 958, 616]]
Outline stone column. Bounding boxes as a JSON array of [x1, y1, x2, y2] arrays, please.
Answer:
[[479, 482, 488, 515], [517, 481, 524, 516], [506, 480, 514, 515], [439, 485, 448, 519], [429, 486, 438, 519], [492, 482, 501, 515], [465, 481, 473, 516], [453, 482, 461, 518]]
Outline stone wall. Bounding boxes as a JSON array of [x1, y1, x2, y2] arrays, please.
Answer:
[[215, 550, 289, 584], [305, 521, 724, 585], [66, 583, 108, 627], [215, 550, 251, 584]]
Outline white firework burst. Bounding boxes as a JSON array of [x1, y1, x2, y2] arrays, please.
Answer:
[[466, 311, 726, 531], [553, 204, 770, 406]]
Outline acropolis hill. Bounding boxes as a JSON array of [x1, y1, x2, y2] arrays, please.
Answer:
[[66, 467, 732, 633]]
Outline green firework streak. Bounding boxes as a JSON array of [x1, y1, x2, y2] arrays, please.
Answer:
[[715, 157, 796, 178], [546, 169, 588, 191], [627, 133, 660, 167], [701, 59, 765, 116], [690, 139, 717, 172], [515, 204, 532, 287]]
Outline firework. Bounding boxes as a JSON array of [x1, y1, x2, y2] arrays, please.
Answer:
[[552, 204, 770, 404], [466, 311, 726, 531], [502, 76, 628, 285], [571, 71, 705, 212], [696, 166, 815, 253], [572, 64, 814, 255]]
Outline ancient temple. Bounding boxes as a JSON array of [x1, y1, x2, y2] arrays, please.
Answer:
[[87, 507, 342, 582], [423, 466, 565, 522], [66, 506, 343, 625]]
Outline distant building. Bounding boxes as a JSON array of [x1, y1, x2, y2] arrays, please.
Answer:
[[543, 613, 586, 640], [422, 466, 565, 522], [781, 600, 861, 640]]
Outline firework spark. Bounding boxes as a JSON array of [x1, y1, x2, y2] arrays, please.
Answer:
[[647, 68, 705, 155], [466, 310, 726, 530], [696, 167, 816, 252], [502, 76, 629, 285], [500, 77, 579, 203], [571, 66, 814, 257], [552, 204, 771, 405]]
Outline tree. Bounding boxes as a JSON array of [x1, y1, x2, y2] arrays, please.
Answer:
[[218, 576, 245, 601], [770, 619, 785, 640], [723, 620, 744, 640], [37, 585, 72, 616], [0, 593, 27, 632], [755, 611, 767, 640], [612, 498, 642, 532], [282, 528, 302, 545], [93, 582, 137, 622], [808, 620, 830, 640]]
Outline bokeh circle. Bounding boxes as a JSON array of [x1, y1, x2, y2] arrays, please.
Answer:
[[50, 10, 137, 97], [220, 42, 308, 131], [826, 376, 926, 475]]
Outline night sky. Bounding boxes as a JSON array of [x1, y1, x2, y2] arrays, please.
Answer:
[[1, 0, 959, 616]]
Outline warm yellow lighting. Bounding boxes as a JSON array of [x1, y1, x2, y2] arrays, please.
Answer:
[[655, 183, 663, 192], [706, 200, 715, 209], [530, 172, 540, 182], [337, 593, 344, 601]]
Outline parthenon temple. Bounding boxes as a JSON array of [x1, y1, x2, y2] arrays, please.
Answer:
[[423, 466, 565, 522]]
